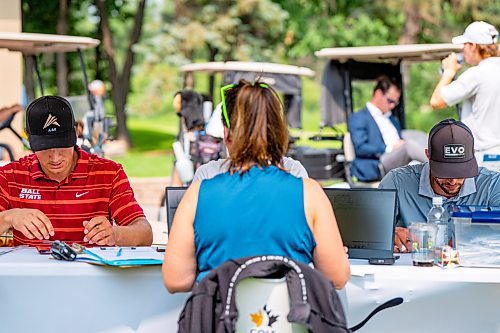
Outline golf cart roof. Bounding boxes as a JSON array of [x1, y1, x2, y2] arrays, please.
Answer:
[[315, 43, 462, 63], [179, 61, 315, 77], [0, 32, 99, 54]]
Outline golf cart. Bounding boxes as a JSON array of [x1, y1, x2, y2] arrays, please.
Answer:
[[174, 61, 319, 181], [179, 61, 315, 128], [314, 43, 462, 185], [0, 32, 110, 158]]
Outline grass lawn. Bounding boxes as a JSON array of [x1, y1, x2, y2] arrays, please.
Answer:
[[113, 112, 177, 177]]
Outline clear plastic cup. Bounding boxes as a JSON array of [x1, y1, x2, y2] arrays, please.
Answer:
[[408, 222, 438, 267]]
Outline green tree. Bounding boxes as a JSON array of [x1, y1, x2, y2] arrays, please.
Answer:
[[137, 0, 288, 99], [95, 0, 147, 147]]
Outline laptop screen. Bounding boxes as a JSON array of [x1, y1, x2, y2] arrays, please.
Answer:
[[165, 186, 188, 234], [323, 188, 397, 259]]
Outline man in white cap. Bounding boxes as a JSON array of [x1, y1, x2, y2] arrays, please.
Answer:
[[430, 21, 500, 167]]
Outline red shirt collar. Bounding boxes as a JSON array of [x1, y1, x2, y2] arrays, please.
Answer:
[[30, 146, 90, 182]]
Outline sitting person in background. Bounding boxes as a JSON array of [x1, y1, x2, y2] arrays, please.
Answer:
[[379, 119, 500, 252], [0, 96, 152, 247], [163, 80, 350, 291], [348, 75, 427, 182]]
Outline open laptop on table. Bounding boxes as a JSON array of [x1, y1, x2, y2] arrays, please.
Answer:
[[165, 186, 188, 236], [323, 188, 398, 264]]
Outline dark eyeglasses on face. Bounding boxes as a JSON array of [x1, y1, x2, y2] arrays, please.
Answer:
[[384, 95, 399, 106]]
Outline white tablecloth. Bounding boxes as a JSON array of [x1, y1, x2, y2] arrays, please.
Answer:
[[1, 249, 499, 333], [345, 254, 500, 333], [0, 248, 188, 333]]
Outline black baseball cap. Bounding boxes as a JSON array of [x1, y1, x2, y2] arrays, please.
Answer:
[[428, 118, 478, 179], [26, 96, 77, 152]]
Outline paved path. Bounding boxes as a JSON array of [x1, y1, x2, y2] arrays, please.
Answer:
[[129, 177, 170, 222]]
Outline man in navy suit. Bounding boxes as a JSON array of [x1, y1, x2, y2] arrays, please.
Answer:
[[348, 76, 427, 182]]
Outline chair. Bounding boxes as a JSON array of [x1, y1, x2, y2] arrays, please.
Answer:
[[342, 132, 380, 188], [178, 255, 403, 333], [235, 277, 308, 333]]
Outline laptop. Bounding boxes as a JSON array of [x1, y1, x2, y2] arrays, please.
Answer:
[[323, 188, 398, 262], [165, 186, 188, 235]]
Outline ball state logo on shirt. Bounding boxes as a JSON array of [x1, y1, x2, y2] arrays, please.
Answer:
[[43, 114, 60, 133], [248, 304, 279, 333], [19, 188, 41, 200]]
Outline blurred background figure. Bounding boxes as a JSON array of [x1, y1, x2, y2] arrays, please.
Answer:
[[170, 89, 224, 186], [349, 76, 427, 182], [430, 21, 500, 168], [87, 80, 107, 156]]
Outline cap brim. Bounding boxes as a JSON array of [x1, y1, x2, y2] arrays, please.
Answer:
[[429, 158, 478, 179], [452, 35, 468, 44], [28, 130, 77, 152]]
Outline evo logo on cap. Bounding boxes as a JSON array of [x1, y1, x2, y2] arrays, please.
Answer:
[[444, 144, 465, 158]]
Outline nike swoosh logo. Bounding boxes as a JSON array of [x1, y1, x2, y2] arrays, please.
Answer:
[[75, 191, 89, 198]]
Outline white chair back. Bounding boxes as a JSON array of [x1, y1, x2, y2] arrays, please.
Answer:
[[343, 132, 355, 163], [235, 277, 308, 333]]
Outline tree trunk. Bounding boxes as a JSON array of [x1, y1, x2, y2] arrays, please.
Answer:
[[56, 0, 68, 96], [95, 0, 147, 147], [23, 55, 36, 103], [398, 0, 421, 86], [94, 25, 103, 80], [207, 45, 218, 101]]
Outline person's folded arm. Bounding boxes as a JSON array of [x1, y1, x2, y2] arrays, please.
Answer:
[[303, 178, 350, 289], [162, 181, 200, 293], [349, 116, 386, 158]]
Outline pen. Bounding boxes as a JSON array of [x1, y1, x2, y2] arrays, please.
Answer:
[[116, 247, 123, 257]]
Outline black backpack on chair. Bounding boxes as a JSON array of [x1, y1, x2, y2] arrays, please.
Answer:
[[177, 256, 402, 333]]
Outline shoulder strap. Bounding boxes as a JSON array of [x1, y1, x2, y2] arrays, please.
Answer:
[[221, 256, 310, 331]]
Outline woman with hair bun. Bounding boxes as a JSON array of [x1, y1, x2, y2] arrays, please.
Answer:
[[163, 80, 350, 292]]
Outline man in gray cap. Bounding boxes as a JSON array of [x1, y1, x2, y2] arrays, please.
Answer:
[[430, 21, 500, 166], [379, 119, 500, 252]]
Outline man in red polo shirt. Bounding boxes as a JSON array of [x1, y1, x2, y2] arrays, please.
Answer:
[[0, 96, 152, 247]]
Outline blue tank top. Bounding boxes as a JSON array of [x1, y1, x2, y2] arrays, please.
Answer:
[[194, 165, 316, 281]]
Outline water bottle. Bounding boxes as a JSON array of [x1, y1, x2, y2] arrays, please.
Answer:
[[439, 52, 464, 75], [427, 197, 448, 264]]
